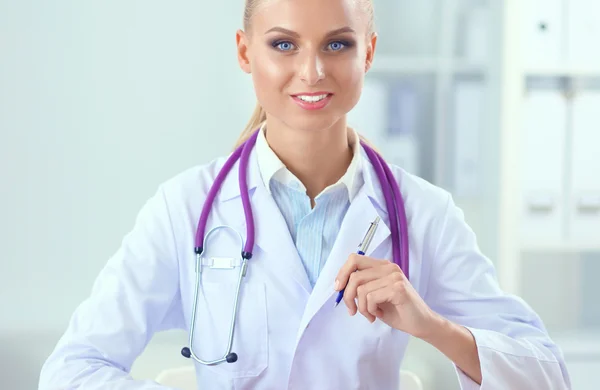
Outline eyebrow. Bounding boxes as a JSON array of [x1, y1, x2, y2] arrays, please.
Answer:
[[264, 26, 356, 38]]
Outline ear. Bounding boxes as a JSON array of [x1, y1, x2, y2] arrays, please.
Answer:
[[365, 32, 378, 73], [236, 29, 252, 74]]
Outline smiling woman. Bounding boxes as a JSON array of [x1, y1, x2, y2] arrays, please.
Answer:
[[234, 0, 375, 148], [38, 1, 571, 389], [231, 0, 379, 201]]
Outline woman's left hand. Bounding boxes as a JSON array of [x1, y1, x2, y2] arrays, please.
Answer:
[[334, 254, 440, 339]]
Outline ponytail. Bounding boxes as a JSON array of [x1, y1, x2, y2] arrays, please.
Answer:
[[234, 102, 266, 149]]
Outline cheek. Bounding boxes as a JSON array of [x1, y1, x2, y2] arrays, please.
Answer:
[[333, 61, 365, 110], [251, 55, 289, 104]]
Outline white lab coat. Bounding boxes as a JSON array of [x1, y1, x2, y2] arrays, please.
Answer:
[[39, 146, 571, 389]]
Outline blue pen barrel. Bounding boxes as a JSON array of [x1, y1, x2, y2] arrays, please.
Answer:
[[334, 217, 380, 307]]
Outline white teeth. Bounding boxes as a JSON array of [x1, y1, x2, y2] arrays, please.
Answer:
[[297, 94, 328, 102]]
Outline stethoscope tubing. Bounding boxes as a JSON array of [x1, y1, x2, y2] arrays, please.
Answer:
[[182, 128, 409, 365]]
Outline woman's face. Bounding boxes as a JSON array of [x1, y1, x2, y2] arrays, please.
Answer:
[[237, 0, 377, 133]]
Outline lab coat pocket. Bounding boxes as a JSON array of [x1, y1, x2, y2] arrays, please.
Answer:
[[193, 281, 268, 379]]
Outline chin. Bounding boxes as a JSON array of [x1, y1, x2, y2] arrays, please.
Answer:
[[291, 117, 339, 133], [284, 109, 347, 133]]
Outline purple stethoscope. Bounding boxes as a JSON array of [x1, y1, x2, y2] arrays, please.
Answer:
[[181, 128, 409, 365]]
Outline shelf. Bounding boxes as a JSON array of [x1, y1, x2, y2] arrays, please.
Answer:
[[524, 68, 600, 78], [371, 56, 487, 75], [520, 241, 600, 253]]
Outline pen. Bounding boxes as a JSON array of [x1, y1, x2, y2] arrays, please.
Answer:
[[334, 216, 381, 307]]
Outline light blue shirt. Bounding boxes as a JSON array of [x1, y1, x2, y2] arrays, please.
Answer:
[[255, 126, 363, 287]]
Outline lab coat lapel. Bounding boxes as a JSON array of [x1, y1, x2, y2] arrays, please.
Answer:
[[241, 184, 312, 294], [296, 188, 391, 341], [219, 149, 312, 295]]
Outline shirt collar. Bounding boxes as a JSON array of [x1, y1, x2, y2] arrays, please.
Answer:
[[255, 123, 363, 202]]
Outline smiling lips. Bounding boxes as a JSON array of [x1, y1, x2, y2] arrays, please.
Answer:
[[291, 92, 333, 110]]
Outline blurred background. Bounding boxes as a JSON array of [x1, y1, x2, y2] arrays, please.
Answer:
[[1, 0, 599, 388]]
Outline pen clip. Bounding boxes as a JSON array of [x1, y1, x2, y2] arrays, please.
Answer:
[[358, 216, 381, 253]]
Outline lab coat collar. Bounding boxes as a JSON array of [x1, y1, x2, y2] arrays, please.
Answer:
[[217, 134, 385, 211], [359, 145, 388, 214], [218, 145, 263, 203]]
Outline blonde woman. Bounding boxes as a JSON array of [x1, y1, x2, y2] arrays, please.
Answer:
[[40, 0, 571, 389]]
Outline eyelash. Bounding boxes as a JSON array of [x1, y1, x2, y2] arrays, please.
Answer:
[[271, 39, 354, 53]]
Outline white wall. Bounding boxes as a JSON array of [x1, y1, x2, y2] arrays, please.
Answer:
[[0, 1, 256, 387], [1, 0, 256, 330]]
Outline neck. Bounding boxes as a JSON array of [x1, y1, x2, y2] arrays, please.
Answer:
[[264, 117, 353, 200]]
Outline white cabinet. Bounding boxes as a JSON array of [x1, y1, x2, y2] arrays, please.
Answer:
[[519, 89, 567, 242], [517, 85, 600, 247], [501, 6, 600, 376], [566, 0, 600, 70], [521, 0, 565, 69], [569, 91, 600, 242], [521, 0, 600, 73]]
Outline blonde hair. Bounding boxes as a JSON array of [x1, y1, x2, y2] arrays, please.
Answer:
[[234, 0, 376, 149]]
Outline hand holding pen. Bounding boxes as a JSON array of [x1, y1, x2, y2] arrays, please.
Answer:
[[334, 216, 381, 307], [333, 217, 440, 341]]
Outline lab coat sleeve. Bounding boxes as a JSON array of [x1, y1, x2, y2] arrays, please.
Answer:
[[423, 193, 572, 390], [39, 185, 184, 390]]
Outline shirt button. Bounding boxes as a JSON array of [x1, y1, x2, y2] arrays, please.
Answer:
[[290, 181, 301, 190]]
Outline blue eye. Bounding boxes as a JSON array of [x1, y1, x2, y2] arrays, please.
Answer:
[[328, 41, 346, 51], [274, 41, 295, 51]]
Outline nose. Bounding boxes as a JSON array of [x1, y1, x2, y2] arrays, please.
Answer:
[[298, 51, 325, 85]]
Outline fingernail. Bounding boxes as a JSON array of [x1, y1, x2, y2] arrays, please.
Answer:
[[334, 279, 340, 290]]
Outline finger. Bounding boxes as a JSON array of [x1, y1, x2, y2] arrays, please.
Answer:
[[335, 254, 373, 291], [335, 254, 388, 291], [357, 284, 376, 323], [344, 261, 403, 300], [343, 266, 391, 315], [366, 286, 396, 317], [359, 272, 404, 317], [367, 279, 407, 315]]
